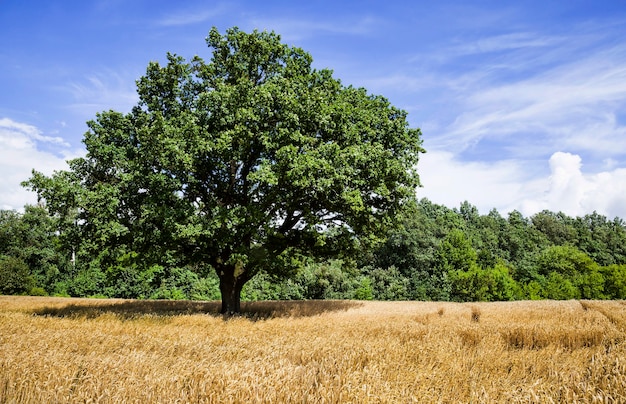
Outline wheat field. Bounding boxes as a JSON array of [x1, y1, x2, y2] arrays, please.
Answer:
[[0, 296, 625, 403]]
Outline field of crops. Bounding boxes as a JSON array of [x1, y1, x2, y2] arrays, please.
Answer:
[[1, 296, 625, 403]]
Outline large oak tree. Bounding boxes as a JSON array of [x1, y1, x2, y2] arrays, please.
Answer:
[[25, 27, 425, 313]]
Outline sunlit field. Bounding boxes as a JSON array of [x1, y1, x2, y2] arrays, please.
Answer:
[[1, 296, 625, 403]]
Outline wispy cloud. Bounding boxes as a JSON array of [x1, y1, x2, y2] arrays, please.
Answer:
[[246, 15, 381, 41], [63, 70, 138, 117], [449, 32, 565, 56], [429, 38, 626, 160], [156, 4, 228, 27], [358, 73, 440, 94]]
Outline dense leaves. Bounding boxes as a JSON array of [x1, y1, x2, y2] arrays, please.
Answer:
[[2, 198, 626, 301]]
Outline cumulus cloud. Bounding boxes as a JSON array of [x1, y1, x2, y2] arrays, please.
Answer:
[[0, 118, 80, 211], [520, 152, 626, 219], [418, 150, 626, 219]]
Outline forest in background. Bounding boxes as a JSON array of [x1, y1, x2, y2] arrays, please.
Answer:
[[1, 197, 625, 302]]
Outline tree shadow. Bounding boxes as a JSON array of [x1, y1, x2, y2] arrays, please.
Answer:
[[32, 299, 362, 321]]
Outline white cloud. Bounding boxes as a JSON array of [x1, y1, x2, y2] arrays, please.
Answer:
[[0, 118, 69, 147], [520, 152, 626, 219], [418, 150, 626, 219], [416, 150, 532, 214], [407, 27, 626, 220], [0, 118, 81, 211]]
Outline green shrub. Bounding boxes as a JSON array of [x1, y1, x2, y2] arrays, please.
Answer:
[[601, 264, 626, 299], [353, 277, 374, 300], [543, 272, 579, 300], [189, 275, 221, 301], [0, 255, 34, 295], [522, 280, 544, 300], [29, 286, 48, 296], [363, 266, 410, 300]]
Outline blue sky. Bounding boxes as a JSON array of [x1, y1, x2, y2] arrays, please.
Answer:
[[2, 1, 626, 218]]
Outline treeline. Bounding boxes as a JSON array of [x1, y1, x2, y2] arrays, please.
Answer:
[[2, 198, 626, 302]]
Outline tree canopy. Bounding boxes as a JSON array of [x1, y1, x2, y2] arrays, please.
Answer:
[[24, 27, 425, 313], [4, 199, 626, 302]]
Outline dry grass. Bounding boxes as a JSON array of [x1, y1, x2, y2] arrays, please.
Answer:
[[1, 297, 625, 403]]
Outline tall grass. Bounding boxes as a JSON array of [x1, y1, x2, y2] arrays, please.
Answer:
[[1, 296, 625, 403]]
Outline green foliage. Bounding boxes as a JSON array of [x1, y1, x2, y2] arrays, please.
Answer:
[[4, 197, 626, 302], [297, 260, 362, 300], [353, 277, 374, 300], [369, 199, 458, 300], [448, 262, 519, 302], [542, 272, 579, 300], [241, 260, 367, 301], [365, 200, 626, 302], [575, 213, 626, 266], [188, 272, 222, 301], [241, 271, 299, 301], [601, 264, 626, 299], [0, 205, 69, 293], [534, 245, 604, 299], [103, 252, 163, 299], [29, 287, 48, 296], [362, 266, 411, 300], [522, 280, 544, 300], [536, 245, 598, 278], [531, 210, 578, 246], [147, 266, 220, 300], [574, 269, 605, 300], [0, 255, 34, 295], [69, 265, 106, 297], [436, 229, 477, 272]]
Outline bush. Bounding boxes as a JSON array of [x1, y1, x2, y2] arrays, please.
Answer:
[[522, 280, 544, 300], [353, 277, 374, 300], [104, 253, 163, 299], [69, 267, 106, 297], [29, 286, 48, 296], [189, 275, 221, 301], [601, 264, 626, 299], [363, 266, 410, 300], [298, 260, 361, 300], [543, 272, 579, 300], [448, 262, 519, 302], [0, 255, 35, 295]]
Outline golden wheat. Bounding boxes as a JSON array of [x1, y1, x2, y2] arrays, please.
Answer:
[[1, 296, 625, 403]]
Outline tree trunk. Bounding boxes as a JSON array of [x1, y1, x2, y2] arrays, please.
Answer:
[[218, 266, 246, 315]]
